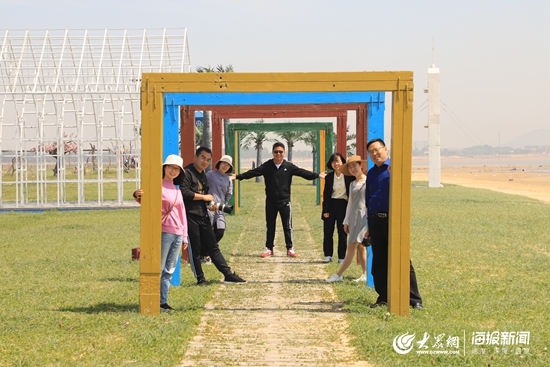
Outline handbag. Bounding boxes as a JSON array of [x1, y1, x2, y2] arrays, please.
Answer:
[[131, 247, 141, 261]]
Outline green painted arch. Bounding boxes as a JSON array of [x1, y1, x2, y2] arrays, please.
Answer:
[[228, 122, 333, 209]]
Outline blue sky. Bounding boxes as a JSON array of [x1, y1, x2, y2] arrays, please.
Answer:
[[2, 0, 549, 149]]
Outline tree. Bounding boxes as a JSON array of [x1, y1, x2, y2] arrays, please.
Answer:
[[346, 131, 356, 157], [195, 125, 203, 148], [333, 127, 356, 157], [29, 133, 78, 176], [302, 131, 318, 186], [241, 119, 271, 183], [276, 127, 304, 162]]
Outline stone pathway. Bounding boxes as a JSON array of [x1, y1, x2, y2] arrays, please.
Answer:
[[178, 197, 370, 367]]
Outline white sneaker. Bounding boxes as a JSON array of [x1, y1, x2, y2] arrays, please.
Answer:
[[338, 259, 344, 264], [326, 274, 344, 283], [353, 274, 367, 282], [323, 256, 332, 263]]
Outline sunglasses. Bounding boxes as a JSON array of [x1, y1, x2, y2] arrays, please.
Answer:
[[273, 150, 284, 154]]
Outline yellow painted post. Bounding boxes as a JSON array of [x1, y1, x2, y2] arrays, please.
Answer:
[[319, 130, 326, 206], [233, 130, 240, 213], [388, 80, 414, 317], [139, 79, 164, 315]]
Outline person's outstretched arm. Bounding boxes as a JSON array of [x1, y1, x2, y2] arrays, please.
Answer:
[[234, 163, 265, 180]]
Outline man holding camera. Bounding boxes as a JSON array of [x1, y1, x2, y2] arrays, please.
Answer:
[[180, 147, 246, 285], [235, 142, 326, 258]]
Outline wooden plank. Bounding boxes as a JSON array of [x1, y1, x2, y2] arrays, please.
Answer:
[[139, 85, 163, 316], [164, 92, 386, 106], [387, 86, 414, 317], [180, 106, 196, 168], [143, 71, 413, 93], [189, 103, 366, 111]]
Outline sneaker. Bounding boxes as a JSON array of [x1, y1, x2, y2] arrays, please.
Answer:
[[353, 274, 367, 282], [323, 256, 332, 263], [287, 247, 297, 258], [201, 256, 212, 265], [197, 278, 209, 286], [224, 272, 247, 284], [326, 274, 344, 283], [261, 248, 273, 258], [338, 259, 344, 264], [160, 303, 174, 311]]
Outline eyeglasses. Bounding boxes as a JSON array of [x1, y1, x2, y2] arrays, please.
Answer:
[[273, 150, 284, 154], [368, 146, 384, 155]]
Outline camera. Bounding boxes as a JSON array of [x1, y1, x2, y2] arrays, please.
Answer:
[[361, 237, 371, 247], [207, 201, 233, 214]]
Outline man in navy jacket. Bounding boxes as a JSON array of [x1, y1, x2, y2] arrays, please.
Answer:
[[235, 142, 326, 258], [365, 138, 423, 310]]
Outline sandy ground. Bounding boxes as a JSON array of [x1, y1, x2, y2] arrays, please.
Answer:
[[177, 196, 371, 367], [411, 155, 550, 204]]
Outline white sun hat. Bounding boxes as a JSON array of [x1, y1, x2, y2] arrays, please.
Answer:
[[163, 154, 184, 169]]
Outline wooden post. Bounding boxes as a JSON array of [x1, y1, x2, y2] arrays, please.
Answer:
[[387, 82, 414, 317], [337, 113, 347, 155], [211, 111, 223, 166], [139, 80, 163, 316], [356, 105, 368, 159], [180, 106, 196, 167]]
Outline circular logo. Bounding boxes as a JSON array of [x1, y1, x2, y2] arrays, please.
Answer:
[[393, 332, 416, 354]]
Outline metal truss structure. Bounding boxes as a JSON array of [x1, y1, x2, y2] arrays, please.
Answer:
[[0, 28, 190, 209]]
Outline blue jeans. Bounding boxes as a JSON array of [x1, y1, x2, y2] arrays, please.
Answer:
[[160, 232, 182, 305]]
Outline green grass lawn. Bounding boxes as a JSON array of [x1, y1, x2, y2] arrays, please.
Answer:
[[299, 182, 550, 367], [1, 167, 139, 203], [0, 179, 548, 366]]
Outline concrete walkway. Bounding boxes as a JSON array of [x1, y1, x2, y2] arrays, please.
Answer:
[[178, 197, 370, 367]]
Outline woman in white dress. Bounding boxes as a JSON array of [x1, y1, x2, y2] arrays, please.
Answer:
[[326, 155, 368, 283]]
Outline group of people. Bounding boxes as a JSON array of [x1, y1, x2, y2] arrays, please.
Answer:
[[133, 147, 246, 311], [323, 138, 423, 310], [134, 138, 423, 311]]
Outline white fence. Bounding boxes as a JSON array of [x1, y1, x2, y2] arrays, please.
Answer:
[[0, 28, 190, 209]]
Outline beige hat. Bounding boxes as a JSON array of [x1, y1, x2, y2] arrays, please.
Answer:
[[163, 154, 184, 169], [216, 155, 234, 171], [340, 155, 367, 176]]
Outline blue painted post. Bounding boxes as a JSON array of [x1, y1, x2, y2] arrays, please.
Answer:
[[171, 254, 181, 286], [366, 92, 385, 288], [164, 100, 182, 287]]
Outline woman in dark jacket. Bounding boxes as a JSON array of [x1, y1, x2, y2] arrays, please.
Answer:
[[321, 153, 354, 263]]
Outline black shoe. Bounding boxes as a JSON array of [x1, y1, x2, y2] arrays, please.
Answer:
[[197, 278, 209, 286], [413, 303, 424, 310], [223, 272, 247, 284], [369, 302, 387, 308], [160, 303, 174, 311]]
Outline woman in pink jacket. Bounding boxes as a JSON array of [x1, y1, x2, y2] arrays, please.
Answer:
[[133, 155, 188, 311]]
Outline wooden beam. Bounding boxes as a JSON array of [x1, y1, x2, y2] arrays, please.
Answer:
[[143, 71, 413, 93], [139, 81, 164, 316], [387, 85, 414, 317]]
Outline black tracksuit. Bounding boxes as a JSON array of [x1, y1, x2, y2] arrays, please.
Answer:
[[236, 159, 319, 249], [180, 164, 232, 282]]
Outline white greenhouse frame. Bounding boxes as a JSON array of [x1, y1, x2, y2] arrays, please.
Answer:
[[0, 28, 191, 209]]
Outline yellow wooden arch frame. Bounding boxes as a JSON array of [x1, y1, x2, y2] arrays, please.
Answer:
[[139, 72, 414, 316]]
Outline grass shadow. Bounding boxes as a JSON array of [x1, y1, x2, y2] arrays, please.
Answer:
[[57, 302, 138, 314]]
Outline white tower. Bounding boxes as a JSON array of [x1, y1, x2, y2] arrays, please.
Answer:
[[425, 62, 442, 187]]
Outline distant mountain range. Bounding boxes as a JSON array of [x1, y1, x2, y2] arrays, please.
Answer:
[[505, 129, 550, 148]]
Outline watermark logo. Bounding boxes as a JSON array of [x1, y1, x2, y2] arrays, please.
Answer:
[[393, 332, 416, 354], [392, 330, 531, 356]]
